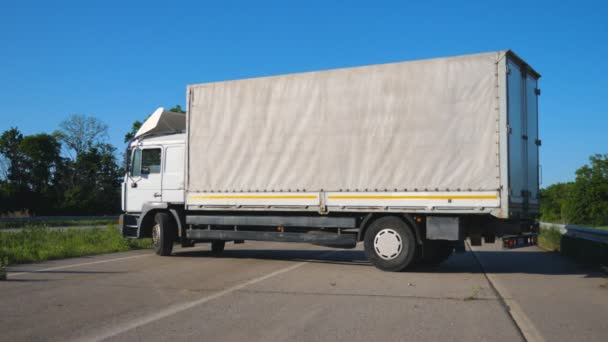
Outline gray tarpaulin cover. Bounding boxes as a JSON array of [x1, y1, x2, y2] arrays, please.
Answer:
[[187, 51, 503, 192]]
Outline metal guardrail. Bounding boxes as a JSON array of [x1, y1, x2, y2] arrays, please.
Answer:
[[540, 222, 608, 244], [0, 216, 119, 223]]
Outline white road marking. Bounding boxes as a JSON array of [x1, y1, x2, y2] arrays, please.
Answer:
[[8, 253, 153, 277], [76, 251, 335, 342], [468, 243, 546, 342]]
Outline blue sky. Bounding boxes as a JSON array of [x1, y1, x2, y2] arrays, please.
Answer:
[[0, 0, 606, 186]]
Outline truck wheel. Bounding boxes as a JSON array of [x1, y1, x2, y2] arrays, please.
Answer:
[[211, 241, 225, 256], [419, 240, 454, 266], [364, 216, 417, 272], [153, 212, 175, 256]]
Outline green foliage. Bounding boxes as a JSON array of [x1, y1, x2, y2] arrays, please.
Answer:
[[124, 120, 143, 143], [566, 154, 608, 226], [0, 117, 121, 216], [0, 226, 152, 265], [169, 104, 186, 113], [0, 129, 64, 214], [541, 154, 608, 226], [60, 143, 122, 214], [538, 228, 562, 251], [0, 256, 7, 280], [0, 219, 116, 230], [540, 182, 574, 223]]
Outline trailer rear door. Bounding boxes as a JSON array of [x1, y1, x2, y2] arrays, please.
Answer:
[[507, 56, 540, 216]]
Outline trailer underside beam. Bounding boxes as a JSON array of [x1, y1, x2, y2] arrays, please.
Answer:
[[185, 215, 357, 228], [185, 229, 357, 247]]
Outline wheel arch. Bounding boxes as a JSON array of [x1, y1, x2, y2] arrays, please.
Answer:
[[137, 202, 182, 238], [358, 213, 423, 245]]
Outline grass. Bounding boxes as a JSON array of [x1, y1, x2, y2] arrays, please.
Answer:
[[0, 219, 117, 230], [0, 225, 152, 265], [0, 257, 7, 280], [539, 226, 608, 265], [538, 228, 562, 252]]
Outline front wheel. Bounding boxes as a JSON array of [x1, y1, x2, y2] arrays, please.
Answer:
[[153, 212, 176, 256], [364, 216, 417, 272]]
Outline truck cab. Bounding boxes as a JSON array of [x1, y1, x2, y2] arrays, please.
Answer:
[[121, 108, 186, 238]]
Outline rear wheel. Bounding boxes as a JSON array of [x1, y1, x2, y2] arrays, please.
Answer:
[[211, 241, 225, 256], [153, 212, 176, 256], [364, 216, 417, 272]]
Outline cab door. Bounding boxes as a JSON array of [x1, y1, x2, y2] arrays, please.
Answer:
[[125, 147, 162, 212]]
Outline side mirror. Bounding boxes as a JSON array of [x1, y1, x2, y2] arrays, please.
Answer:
[[141, 166, 150, 175]]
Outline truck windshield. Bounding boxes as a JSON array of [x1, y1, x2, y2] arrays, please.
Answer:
[[125, 147, 132, 174], [131, 149, 142, 177]]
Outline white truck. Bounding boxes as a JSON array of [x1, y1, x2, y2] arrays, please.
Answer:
[[121, 50, 541, 271]]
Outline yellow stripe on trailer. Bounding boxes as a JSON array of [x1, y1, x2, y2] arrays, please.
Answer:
[[327, 195, 498, 200]]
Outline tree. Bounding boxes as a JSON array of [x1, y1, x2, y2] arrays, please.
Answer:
[[0, 128, 63, 214], [540, 154, 608, 226], [169, 104, 186, 113], [19, 134, 62, 193], [62, 143, 122, 214], [124, 120, 143, 143], [0, 128, 24, 185], [564, 154, 608, 226], [55, 114, 108, 158], [540, 182, 573, 223]]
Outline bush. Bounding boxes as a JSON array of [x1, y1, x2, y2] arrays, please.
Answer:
[[0, 225, 152, 265], [538, 228, 562, 251]]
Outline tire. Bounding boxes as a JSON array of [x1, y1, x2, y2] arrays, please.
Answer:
[[211, 241, 225, 256], [364, 216, 417, 272], [419, 240, 454, 266], [153, 212, 176, 256]]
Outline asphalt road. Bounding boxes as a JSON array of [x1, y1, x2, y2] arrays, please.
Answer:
[[2, 241, 607, 342]]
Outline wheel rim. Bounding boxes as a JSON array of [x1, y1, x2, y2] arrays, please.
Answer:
[[374, 228, 402, 260], [152, 224, 160, 246]]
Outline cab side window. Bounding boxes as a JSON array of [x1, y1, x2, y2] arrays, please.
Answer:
[[131, 148, 161, 176], [142, 148, 161, 174]]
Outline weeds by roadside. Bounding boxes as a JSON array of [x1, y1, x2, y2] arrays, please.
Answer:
[[538, 228, 562, 252], [0, 225, 152, 265], [0, 257, 7, 280], [0, 219, 116, 230]]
